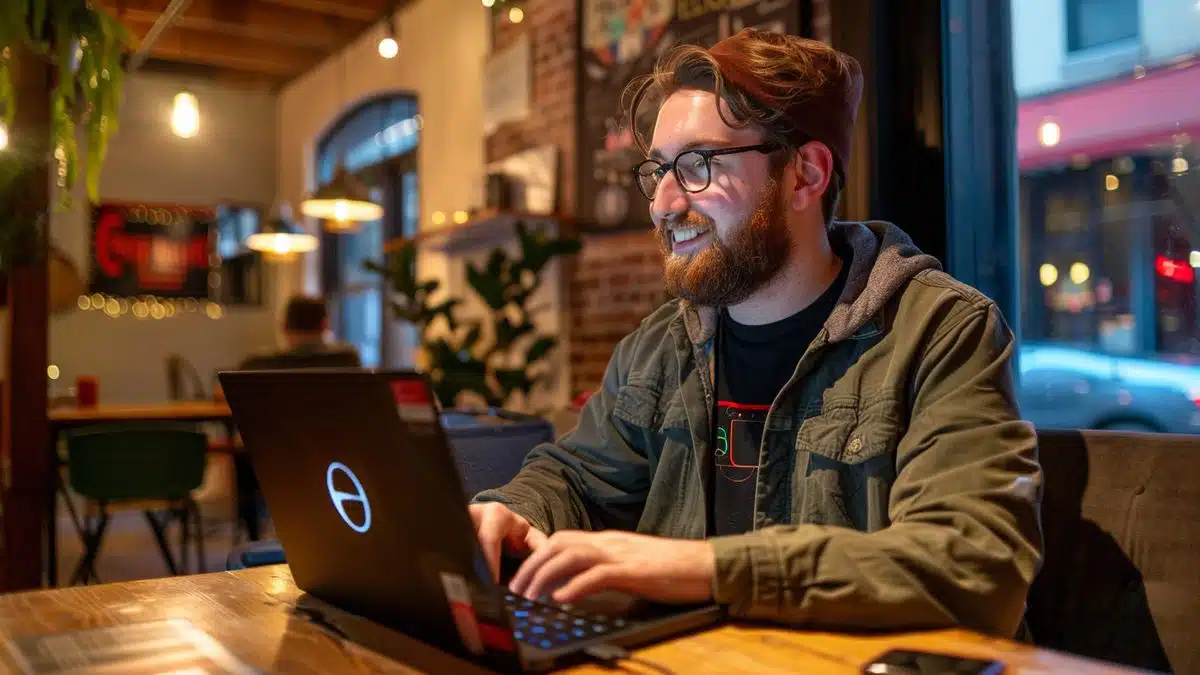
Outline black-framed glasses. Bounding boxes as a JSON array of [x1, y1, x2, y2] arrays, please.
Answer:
[[632, 142, 780, 200]]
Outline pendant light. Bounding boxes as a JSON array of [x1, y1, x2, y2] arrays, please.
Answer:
[[247, 204, 319, 262], [300, 51, 383, 232], [299, 165, 383, 230]]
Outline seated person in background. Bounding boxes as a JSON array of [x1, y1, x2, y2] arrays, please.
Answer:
[[470, 30, 1042, 637], [229, 295, 359, 541], [239, 295, 361, 370]]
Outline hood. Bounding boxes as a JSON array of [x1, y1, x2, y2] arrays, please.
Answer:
[[682, 220, 942, 345]]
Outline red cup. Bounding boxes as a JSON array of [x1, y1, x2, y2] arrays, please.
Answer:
[[76, 376, 98, 407]]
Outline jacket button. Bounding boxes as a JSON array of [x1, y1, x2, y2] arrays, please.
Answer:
[[846, 437, 863, 455]]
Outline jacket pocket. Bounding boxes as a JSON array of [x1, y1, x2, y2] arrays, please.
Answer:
[[613, 383, 660, 430], [796, 400, 898, 531]]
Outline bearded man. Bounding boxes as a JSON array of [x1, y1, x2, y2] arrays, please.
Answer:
[[470, 29, 1042, 636]]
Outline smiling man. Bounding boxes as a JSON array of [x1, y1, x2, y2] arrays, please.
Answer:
[[470, 29, 1042, 635]]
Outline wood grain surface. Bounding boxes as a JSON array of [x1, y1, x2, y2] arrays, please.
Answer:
[[0, 566, 1148, 674], [48, 401, 234, 428]]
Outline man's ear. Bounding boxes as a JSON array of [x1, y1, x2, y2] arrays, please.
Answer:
[[786, 141, 835, 213]]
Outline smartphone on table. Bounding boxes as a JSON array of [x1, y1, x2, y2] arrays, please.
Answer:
[[862, 649, 1005, 675]]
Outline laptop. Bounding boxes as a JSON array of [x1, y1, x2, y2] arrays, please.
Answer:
[[218, 369, 721, 672]]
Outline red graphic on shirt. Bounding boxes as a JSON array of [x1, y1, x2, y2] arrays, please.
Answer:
[[715, 401, 769, 483]]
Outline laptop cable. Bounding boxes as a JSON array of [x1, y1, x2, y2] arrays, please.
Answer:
[[584, 644, 676, 675]]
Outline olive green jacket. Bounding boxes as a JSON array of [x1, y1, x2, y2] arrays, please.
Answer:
[[474, 220, 1043, 637]]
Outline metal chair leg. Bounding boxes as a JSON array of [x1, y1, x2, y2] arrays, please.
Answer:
[[178, 507, 191, 575], [144, 511, 180, 576], [71, 506, 110, 585], [191, 500, 206, 574]]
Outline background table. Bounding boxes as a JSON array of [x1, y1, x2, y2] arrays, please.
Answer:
[[0, 566, 1146, 674], [46, 401, 237, 587]]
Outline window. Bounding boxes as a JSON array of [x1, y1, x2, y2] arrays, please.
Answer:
[[315, 94, 420, 368], [946, 0, 1200, 436], [1066, 0, 1139, 52], [213, 204, 265, 306]]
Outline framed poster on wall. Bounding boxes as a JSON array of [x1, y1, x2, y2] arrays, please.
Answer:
[[576, 0, 805, 234], [89, 202, 215, 298]]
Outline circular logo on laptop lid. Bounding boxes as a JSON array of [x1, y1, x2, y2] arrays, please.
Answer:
[[326, 462, 371, 533]]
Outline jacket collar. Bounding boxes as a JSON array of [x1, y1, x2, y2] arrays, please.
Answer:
[[680, 220, 942, 345]]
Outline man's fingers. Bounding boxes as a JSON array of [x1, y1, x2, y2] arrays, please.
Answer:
[[473, 507, 504, 583], [507, 537, 557, 596], [524, 527, 548, 551], [523, 548, 596, 601], [552, 564, 623, 604]]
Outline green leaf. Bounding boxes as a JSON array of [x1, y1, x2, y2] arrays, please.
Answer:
[[493, 368, 531, 398], [463, 324, 483, 350], [525, 336, 556, 364], [30, 0, 48, 45], [466, 261, 507, 310]]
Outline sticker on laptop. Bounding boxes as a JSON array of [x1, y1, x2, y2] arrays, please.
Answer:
[[390, 379, 438, 424], [439, 572, 485, 655]]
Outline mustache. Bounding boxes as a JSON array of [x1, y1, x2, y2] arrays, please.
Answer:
[[659, 211, 715, 232]]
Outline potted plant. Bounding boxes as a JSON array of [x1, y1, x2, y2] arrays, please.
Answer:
[[366, 221, 582, 410], [1, 0, 130, 269]]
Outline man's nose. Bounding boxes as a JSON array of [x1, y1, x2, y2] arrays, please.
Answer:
[[649, 172, 689, 225]]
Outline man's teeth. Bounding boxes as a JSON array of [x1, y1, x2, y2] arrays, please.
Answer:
[[672, 227, 708, 243]]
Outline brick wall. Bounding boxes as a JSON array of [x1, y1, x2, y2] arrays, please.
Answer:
[[485, 0, 832, 398], [486, 0, 577, 213], [568, 232, 668, 394]]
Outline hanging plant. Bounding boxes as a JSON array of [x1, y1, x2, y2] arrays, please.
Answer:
[[0, 0, 131, 270]]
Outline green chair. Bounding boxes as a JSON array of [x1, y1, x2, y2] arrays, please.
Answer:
[[64, 426, 208, 585]]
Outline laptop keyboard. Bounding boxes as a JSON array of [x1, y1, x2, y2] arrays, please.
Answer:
[[503, 593, 627, 651]]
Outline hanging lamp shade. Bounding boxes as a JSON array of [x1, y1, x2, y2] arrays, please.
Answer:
[[299, 165, 383, 232], [247, 207, 319, 262]]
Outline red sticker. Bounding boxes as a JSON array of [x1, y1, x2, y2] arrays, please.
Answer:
[[440, 573, 484, 655], [390, 379, 431, 406], [479, 622, 516, 652]]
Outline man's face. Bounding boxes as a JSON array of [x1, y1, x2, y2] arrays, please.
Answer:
[[647, 89, 790, 307]]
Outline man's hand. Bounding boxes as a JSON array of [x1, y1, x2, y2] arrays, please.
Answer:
[[469, 502, 547, 582], [507, 530, 716, 605]]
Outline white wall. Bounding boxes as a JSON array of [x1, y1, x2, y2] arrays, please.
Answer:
[[278, 0, 489, 294], [0, 70, 281, 404], [1013, 0, 1200, 99]]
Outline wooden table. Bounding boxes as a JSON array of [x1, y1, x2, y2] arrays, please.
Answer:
[[46, 401, 238, 588], [0, 566, 1144, 674], [48, 400, 234, 428]]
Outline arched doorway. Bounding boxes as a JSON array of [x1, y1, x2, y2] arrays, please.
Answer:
[[314, 94, 419, 367]]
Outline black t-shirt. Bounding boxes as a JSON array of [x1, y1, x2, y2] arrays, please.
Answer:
[[711, 260, 849, 536]]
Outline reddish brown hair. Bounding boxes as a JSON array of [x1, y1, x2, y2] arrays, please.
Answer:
[[625, 32, 861, 224]]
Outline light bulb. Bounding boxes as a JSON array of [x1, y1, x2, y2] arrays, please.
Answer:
[[1069, 262, 1090, 285], [482, 0, 495, 6], [0, 123, 8, 150], [333, 200, 350, 222], [1038, 120, 1060, 148], [509, 6, 524, 23], [378, 37, 398, 59], [1039, 264, 1058, 287], [171, 91, 199, 139]]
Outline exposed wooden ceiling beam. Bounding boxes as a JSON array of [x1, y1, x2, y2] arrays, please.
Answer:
[[255, 0, 386, 22], [128, 23, 324, 76], [110, 2, 368, 50]]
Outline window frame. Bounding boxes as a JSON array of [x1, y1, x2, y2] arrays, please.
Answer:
[[314, 93, 420, 367]]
